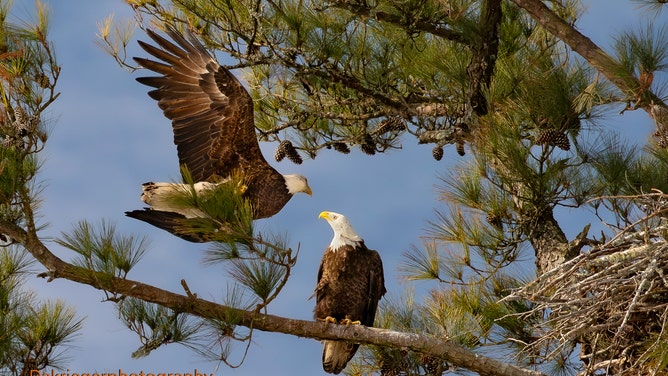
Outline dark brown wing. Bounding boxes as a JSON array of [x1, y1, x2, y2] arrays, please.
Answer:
[[125, 209, 208, 242], [134, 27, 275, 184], [362, 248, 386, 327]]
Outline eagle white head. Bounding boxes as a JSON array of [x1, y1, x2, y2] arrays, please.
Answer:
[[284, 174, 312, 196], [319, 211, 363, 251]]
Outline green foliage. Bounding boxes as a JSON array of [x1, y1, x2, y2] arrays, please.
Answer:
[[0, 145, 37, 208], [399, 243, 444, 281], [585, 137, 668, 229], [154, 166, 256, 243], [0, 247, 35, 360], [614, 22, 668, 76], [0, 3, 84, 375], [162, 167, 296, 310], [351, 292, 447, 376], [206, 230, 295, 310], [106, 0, 494, 159], [56, 220, 149, 280], [632, 0, 668, 14], [15, 300, 84, 365], [228, 259, 285, 306], [0, 0, 59, 231], [117, 298, 202, 359], [0, 248, 83, 374]]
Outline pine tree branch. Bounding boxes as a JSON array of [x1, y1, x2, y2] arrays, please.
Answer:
[[0, 219, 544, 376], [510, 0, 667, 113], [326, 0, 467, 44]]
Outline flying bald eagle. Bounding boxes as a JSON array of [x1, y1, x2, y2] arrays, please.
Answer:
[[314, 211, 386, 374], [125, 27, 312, 242]]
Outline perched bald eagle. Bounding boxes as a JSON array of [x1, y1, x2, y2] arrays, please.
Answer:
[[125, 27, 312, 242], [314, 211, 386, 374]]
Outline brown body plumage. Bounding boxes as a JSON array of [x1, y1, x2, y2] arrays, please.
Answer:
[[125, 27, 311, 241], [315, 212, 386, 374]]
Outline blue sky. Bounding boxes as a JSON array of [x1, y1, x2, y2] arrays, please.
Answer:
[[9, 0, 662, 375]]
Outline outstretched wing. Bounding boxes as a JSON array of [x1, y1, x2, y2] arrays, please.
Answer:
[[134, 27, 271, 183]]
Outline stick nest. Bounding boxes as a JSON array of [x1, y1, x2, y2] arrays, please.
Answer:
[[509, 200, 668, 374]]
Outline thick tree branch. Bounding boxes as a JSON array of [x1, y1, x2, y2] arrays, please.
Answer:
[[511, 0, 667, 113], [0, 219, 544, 376], [525, 207, 570, 274]]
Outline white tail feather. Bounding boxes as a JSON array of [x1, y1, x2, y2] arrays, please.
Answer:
[[322, 340, 356, 374], [140, 181, 218, 218]]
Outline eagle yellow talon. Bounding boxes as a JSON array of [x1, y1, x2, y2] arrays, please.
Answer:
[[318, 316, 337, 324], [340, 318, 361, 326], [237, 183, 248, 194]]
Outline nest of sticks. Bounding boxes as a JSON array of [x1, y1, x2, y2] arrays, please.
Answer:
[[508, 198, 668, 374]]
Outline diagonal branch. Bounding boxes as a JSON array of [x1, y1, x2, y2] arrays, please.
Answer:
[[510, 0, 667, 114], [0, 219, 544, 376]]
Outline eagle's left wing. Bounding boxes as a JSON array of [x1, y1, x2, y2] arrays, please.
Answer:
[[363, 249, 386, 327], [134, 27, 271, 182]]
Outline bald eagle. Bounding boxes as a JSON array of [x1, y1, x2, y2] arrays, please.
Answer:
[[314, 211, 386, 374], [125, 27, 312, 242]]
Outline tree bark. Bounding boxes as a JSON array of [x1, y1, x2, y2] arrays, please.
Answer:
[[467, 0, 502, 116], [526, 207, 569, 274], [0, 219, 545, 376]]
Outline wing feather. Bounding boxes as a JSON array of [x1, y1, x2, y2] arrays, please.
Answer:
[[134, 26, 273, 184], [363, 250, 386, 326]]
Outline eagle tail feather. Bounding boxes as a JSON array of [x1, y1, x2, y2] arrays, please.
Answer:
[[322, 340, 358, 374]]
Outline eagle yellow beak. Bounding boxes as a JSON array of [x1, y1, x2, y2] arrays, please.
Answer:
[[305, 185, 313, 196], [319, 211, 331, 220]]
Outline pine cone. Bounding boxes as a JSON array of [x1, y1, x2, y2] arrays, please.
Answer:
[[535, 129, 570, 151], [421, 354, 447, 376], [639, 70, 654, 93], [332, 142, 350, 154], [283, 140, 303, 164], [432, 145, 443, 161], [360, 134, 376, 155], [376, 116, 406, 134], [456, 139, 465, 156], [11, 106, 29, 137], [274, 140, 288, 162], [35, 72, 50, 88], [486, 213, 503, 230]]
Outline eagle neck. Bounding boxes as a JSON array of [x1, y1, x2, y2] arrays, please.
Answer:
[[283, 174, 305, 195], [329, 236, 363, 252]]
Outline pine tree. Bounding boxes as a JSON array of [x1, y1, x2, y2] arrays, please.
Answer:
[[3, 0, 668, 375], [0, 2, 83, 374]]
